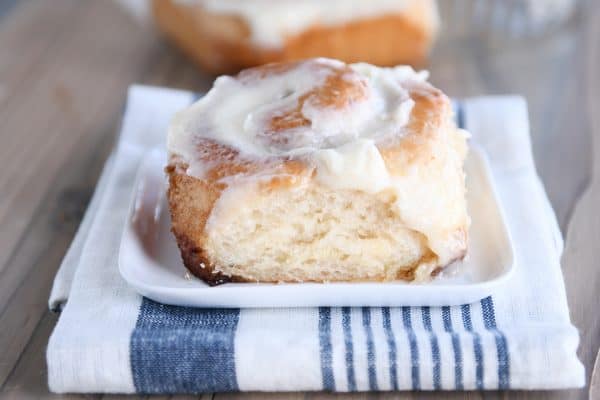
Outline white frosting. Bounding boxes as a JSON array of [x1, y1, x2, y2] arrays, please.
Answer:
[[313, 139, 391, 193], [186, 0, 415, 48], [168, 59, 429, 193]]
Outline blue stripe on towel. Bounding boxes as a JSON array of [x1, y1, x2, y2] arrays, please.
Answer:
[[442, 306, 464, 390], [461, 304, 484, 390], [481, 297, 510, 389], [422, 307, 441, 389], [342, 307, 357, 391], [382, 307, 399, 390], [130, 298, 239, 393], [318, 307, 336, 391], [402, 307, 420, 390], [361, 307, 378, 391], [455, 100, 466, 130]]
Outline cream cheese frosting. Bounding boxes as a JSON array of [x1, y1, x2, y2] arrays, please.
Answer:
[[168, 58, 429, 193], [179, 0, 415, 48]]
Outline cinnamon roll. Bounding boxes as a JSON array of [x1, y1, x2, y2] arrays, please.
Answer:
[[166, 58, 469, 285], [152, 0, 439, 74]]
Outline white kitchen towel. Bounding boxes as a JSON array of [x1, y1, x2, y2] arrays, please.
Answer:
[[47, 85, 585, 393]]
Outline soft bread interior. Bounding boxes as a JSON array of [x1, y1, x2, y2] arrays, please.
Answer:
[[204, 185, 436, 283]]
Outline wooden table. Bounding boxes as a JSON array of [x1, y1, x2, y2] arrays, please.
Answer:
[[0, 1, 598, 399]]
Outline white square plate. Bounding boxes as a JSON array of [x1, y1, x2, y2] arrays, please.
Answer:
[[119, 147, 514, 307]]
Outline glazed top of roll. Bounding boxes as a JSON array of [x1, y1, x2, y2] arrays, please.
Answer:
[[167, 58, 469, 266], [169, 58, 438, 194], [176, 0, 421, 48]]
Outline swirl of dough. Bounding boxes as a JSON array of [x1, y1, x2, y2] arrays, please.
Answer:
[[168, 58, 430, 183]]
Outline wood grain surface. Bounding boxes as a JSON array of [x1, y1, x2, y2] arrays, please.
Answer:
[[0, 1, 598, 399]]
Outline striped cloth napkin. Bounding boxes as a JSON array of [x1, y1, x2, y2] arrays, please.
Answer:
[[47, 85, 585, 393]]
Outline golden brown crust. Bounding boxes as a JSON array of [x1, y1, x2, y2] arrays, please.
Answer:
[[172, 231, 233, 285], [266, 63, 369, 135], [152, 0, 437, 74]]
